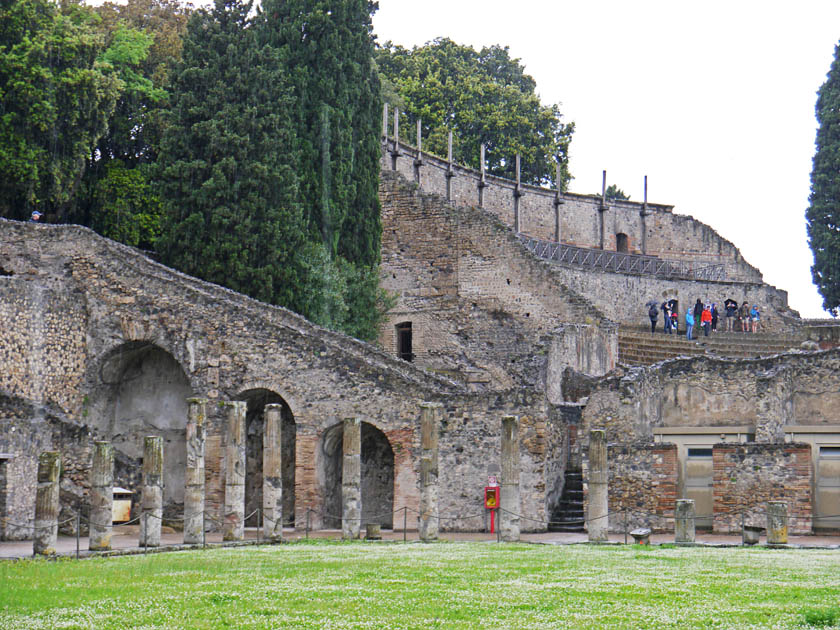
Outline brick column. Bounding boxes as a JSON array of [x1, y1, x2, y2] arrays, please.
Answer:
[[500, 415, 520, 542], [419, 402, 441, 541], [184, 398, 206, 544], [89, 442, 114, 551], [223, 401, 246, 541], [263, 403, 284, 541], [33, 452, 60, 556], [587, 429, 608, 542], [342, 417, 362, 540], [139, 436, 163, 547]]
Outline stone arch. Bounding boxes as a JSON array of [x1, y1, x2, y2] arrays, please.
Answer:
[[88, 341, 193, 515], [236, 388, 296, 528], [319, 421, 395, 530]]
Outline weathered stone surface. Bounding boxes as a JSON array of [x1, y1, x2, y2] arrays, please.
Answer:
[[33, 452, 60, 555], [500, 415, 520, 542], [88, 441, 113, 551], [223, 402, 246, 541], [587, 430, 608, 542], [183, 398, 206, 544], [766, 501, 788, 545], [263, 403, 283, 541], [139, 436, 163, 547], [342, 417, 361, 540], [419, 402, 441, 541], [675, 499, 695, 543]]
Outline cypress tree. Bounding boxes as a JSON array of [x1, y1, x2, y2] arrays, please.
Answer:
[[258, 0, 383, 267], [155, 0, 309, 313], [808, 41, 840, 315]]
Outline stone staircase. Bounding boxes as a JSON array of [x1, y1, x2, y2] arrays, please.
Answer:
[[619, 325, 807, 366], [548, 469, 585, 532]]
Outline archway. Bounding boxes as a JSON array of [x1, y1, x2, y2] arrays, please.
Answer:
[[237, 389, 296, 528], [320, 421, 395, 529], [92, 342, 192, 516], [616, 232, 629, 253]]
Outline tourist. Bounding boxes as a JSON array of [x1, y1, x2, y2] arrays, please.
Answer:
[[710, 303, 719, 332], [29, 211, 41, 222], [692, 299, 703, 339], [685, 307, 694, 340], [701, 304, 712, 336], [724, 298, 738, 331], [648, 301, 658, 333], [739, 301, 750, 332], [661, 300, 672, 334], [750, 305, 760, 333], [671, 309, 679, 335]]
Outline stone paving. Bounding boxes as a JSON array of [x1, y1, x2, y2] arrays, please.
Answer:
[[2, 527, 838, 559]]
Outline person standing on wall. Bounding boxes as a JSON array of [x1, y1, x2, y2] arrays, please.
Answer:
[[739, 301, 750, 332], [661, 300, 672, 334], [693, 299, 704, 339], [685, 307, 694, 340], [724, 298, 738, 331], [701, 303, 712, 337], [710, 303, 719, 332], [750, 304, 760, 333]]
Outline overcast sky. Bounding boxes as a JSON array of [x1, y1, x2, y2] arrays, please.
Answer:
[[373, 1, 840, 318]]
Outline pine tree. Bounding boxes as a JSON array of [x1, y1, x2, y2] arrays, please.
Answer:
[[807, 41, 840, 315], [155, 0, 309, 313]]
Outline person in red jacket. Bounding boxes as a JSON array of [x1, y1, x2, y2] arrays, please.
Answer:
[[701, 304, 712, 337]]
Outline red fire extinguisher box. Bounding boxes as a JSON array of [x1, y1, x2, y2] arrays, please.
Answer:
[[484, 486, 499, 509]]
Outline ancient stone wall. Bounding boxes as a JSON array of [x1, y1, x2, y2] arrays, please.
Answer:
[[712, 443, 812, 534], [582, 351, 840, 443], [379, 171, 616, 396], [382, 138, 763, 282], [0, 219, 566, 534]]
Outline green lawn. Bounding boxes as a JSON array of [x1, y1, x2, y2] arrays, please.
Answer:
[[0, 541, 838, 629]]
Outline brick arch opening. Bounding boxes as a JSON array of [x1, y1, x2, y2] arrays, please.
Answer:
[[91, 341, 193, 515], [320, 421, 395, 530], [616, 232, 629, 253], [236, 389, 296, 528]]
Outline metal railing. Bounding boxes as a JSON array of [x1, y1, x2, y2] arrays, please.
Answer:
[[519, 235, 727, 281]]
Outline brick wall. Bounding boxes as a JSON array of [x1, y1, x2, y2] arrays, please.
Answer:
[[712, 443, 812, 534]]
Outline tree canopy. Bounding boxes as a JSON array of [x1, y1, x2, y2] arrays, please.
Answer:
[[807, 41, 840, 315], [375, 38, 574, 187], [0, 0, 122, 219]]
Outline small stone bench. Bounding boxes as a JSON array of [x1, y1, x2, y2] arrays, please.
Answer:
[[630, 527, 651, 545], [742, 525, 764, 545], [365, 523, 382, 540]]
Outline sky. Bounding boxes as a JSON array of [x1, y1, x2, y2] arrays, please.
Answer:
[[373, 0, 840, 318]]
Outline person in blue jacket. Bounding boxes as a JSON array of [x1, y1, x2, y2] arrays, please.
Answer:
[[685, 308, 694, 340]]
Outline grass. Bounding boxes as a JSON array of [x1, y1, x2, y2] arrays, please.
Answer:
[[0, 541, 838, 629]]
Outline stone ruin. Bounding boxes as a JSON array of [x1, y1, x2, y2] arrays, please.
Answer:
[[2, 111, 839, 544]]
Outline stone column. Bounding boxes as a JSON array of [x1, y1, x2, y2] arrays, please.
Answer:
[[500, 415, 521, 542], [599, 170, 608, 250], [587, 429, 609, 542], [342, 417, 362, 540], [183, 398, 206, 544], [263, 403, 284, 541], [478, 144, 486, 207], [89, 442, 114, 551], [139, 436, 164, 547], [675, 499, 695, 544], [445, 130, 456, 202], [223, 401, 247, 541], [33, 451, 60, 556], [553, 161, 564, 244], [766, 501, 788, 545], [419, 402, 441, 541]]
